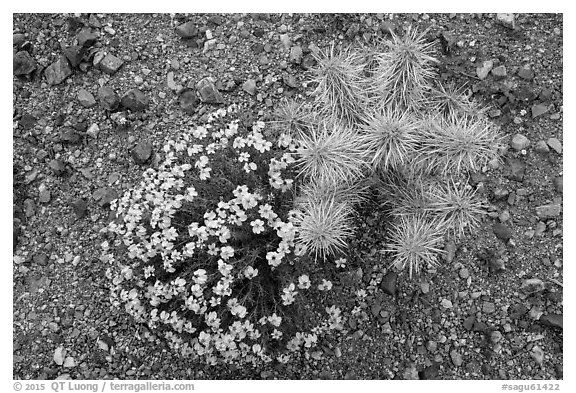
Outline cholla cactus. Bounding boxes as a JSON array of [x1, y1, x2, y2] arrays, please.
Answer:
[[294, 121, 368, 187], [415, 114, 503, 176], [309, 44, 369, 127], [373, 26, 438, 110], [386, 214, 446, 278]]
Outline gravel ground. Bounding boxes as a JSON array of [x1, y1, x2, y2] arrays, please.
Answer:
[[13, 13, 562, 380]]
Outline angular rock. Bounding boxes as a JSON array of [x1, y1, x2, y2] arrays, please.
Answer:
[[76, 27, 98, 47], [13, 51, 37, 76], [33, 253, 49, 266], [179, 89, 199, 115], [491, 65, 507, 79], [517, 66, 534, 81], [510, 134, 530, 151], [553, 176, 562, 193], [58, 127, 83, 144], [282, 73, 298, 88], [53, 347, 65, 366], [450, 350, 463, 367], [62, 45, 84, 68], [45, 57, 73, 85], [175, 21, 199, 38], [463, 315, 475, 331], [380, 271, 397, 296], [546, 138, 562, 154], [99, 54, 124, 75], [49, 159, 67, 176], [196, 77, 224, 104], [496, 13, 515, 29], [93, 187, 118, 207], [77, 89, 97, 108], [476, 60, 493, 80], [39, 188, 51, 204], [493, 223, 513, 242], [509, 303, 528, 319], [290, 45, 303, 64], [98, 86, 120, 111], [535, 203, 561, 219], [19, 113, 37, 130], [539, 313, 563, 329], [121, 89, 149, 112], [242, 79, 257, 96], [13, 33, 26, 48], [505, 158, 526, 182], [132, 141, 153, 165], [520, 278, 545, 294], [531, 104, 548, 118], [534, 140, 550, 154], [419, 364, 440, 380], [70, 198, 88, 219], [531, 346, 544, 365]]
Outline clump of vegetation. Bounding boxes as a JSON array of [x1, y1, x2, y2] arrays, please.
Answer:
[[103, 24, 503, 366]]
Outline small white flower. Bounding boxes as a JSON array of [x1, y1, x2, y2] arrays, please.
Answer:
[[250, 219, 265, 234], [297, 275, 311, 290], [335, 258, 347, 268], [318, 279, 333, 291], [243, 266, 259, 279]]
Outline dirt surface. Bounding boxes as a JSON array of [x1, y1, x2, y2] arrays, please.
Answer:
[[13, 13, 562, 380]]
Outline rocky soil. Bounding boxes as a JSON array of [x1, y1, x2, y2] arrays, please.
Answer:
[[13, 13, 562, 380]]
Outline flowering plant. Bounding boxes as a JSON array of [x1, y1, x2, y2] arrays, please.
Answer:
[[102, 105, 346, 365]]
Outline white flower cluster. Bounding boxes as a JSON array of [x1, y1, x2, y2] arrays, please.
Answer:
[[102, 105, 346, 365]]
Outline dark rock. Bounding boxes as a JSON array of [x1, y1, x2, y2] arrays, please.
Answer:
[[505, 158, 526, 182], [33, 253, 49, 266], [473, 320, 488, 332], [179, 89, 199, 114], [58, 127, 83, 144], [62, 45, 84, 68], [77, 89, 97, 108], [509, 303, 528, 319], [45, 56, 73, 85], [48, 159, 67, 176], [132, 141, 153, 165], [380, 271, 397, 296], [463, 315, 475, 331], [175, 21, 199, 38], [19, 113, 37, 130], [290, 46, 303, 64], [98, 86, 120, 111], [493, 223, 513, 242], [539, 314, 562, 329], [553, 176, 562, 193], [93, 187, 118, 207], [121, 89, 149, 112], [70, 198, 88, 219], [301, 54, 316, 70], [253, 28, 265, 38], [99, 54, 124, 75], [531, 104, 548, 118], [76, 27, 99, 48], [13, 51, 37, 76], [419, 364, 440, 380], [196, 77, 224, 104]]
